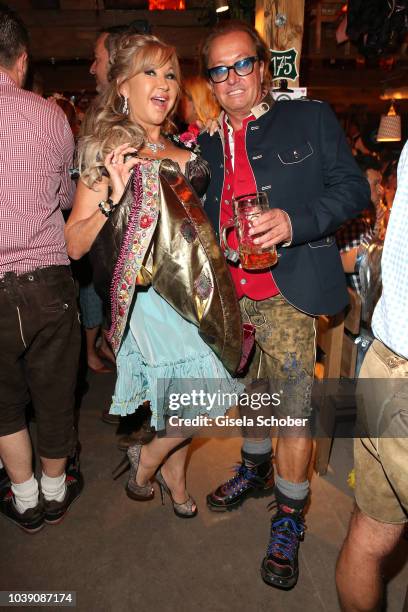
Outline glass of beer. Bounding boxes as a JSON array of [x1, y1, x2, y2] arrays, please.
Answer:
[[221, 193, 277, 270]]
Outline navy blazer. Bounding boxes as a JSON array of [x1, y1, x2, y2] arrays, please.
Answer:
[[198, 95, 370, 316]]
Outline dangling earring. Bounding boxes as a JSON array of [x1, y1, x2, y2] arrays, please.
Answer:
[[121, 96, 129, 115]]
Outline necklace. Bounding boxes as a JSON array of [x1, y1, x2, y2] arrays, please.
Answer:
[[146, 141, 166, 153]]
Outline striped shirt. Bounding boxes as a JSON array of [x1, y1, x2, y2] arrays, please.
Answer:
[[372, 141, 408, 359], [0, 71, 75, 276]]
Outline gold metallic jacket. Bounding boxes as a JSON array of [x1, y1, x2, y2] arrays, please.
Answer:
[[90, 159, 243, 375]]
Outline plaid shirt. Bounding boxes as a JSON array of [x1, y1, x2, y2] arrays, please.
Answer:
[[0, 72, 75, 276], [336, 215, 372, 294]]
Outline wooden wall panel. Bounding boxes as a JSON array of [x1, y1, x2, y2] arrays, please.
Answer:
[[256, 0, 305, 86]]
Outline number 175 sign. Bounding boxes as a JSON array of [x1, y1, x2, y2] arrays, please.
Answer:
[[270, 48, 298, 81]]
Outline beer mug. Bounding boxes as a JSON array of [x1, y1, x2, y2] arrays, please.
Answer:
[[221, 192, 278, 270]]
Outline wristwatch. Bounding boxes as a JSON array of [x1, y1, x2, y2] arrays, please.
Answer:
[[98, 198, 118, 218]]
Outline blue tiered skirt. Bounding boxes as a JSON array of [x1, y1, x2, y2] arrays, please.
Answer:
[[110, 287, 243, 431]]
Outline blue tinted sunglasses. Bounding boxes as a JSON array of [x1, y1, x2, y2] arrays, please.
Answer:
[[208, 56, 258, 83]]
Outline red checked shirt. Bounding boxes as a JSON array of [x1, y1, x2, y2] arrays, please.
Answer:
[[0, 72, 75, 276], [220, 115, 279, 300]]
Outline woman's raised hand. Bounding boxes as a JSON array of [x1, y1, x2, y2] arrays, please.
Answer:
[[203, 118, 218, 137], [104, 143, 139, 203]]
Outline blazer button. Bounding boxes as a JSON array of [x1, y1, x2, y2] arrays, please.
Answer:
[[240, 278, 247, 285]]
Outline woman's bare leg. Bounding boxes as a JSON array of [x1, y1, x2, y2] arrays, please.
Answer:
[[135, 435, 185, 486], [160, 439, 194, 505]]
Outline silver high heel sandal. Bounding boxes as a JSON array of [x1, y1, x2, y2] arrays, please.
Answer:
[[155, 468, 198, 519], [113, 443, 154, 501]]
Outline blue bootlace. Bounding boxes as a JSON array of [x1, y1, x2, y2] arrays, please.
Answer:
[[267, 513, 305, 561], [223, 464, 259, 496]]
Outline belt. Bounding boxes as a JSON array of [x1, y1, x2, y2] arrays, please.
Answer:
[[0, 265, 71, 288]]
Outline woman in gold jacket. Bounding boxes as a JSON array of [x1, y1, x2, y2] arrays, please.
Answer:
[[65, 33, 243, 518]]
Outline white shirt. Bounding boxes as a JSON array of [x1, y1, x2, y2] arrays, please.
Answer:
[[372, 141, 408, 359]]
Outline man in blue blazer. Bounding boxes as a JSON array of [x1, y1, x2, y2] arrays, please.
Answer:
[[198, 20, 369, 590]]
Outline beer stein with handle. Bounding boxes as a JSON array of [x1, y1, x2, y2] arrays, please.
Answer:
[[220, 192, 278, 270]]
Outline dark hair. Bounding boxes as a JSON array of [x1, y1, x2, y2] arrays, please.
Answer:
[[0, 3, 29, 68], [101, 21, 151, 58], [101, 22, 150, 38], [199, 20, 271, 90], [355, 154, 381, 175]]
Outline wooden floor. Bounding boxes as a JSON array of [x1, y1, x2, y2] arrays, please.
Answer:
[[0, 370, 407, 612]]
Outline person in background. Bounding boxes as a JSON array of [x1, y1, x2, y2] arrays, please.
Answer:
[[0, 3, 82, 533], [52, 95, 78, 137], [90, 22, 150, 94], [382, 157, 398, 213], [30, 70, 43, 96], [336, 155, 386, 375], [336, 140, 408, 612], [178, 74, 220, 134], [49, 91, 116, 377], [336, 155, 383, 295]]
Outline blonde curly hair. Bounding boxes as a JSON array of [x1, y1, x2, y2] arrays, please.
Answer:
[[79, 33, 181, 188]]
